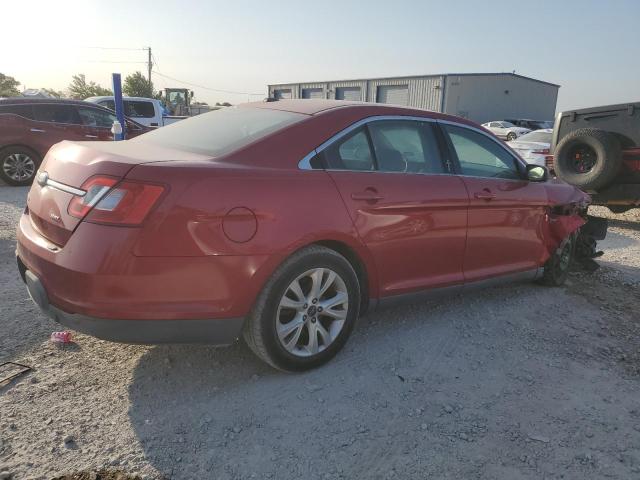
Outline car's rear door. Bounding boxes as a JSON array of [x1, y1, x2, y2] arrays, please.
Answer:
[[31, 104, 86, 147], [322, 118, 469, 298], [440, 122, 548, 282]]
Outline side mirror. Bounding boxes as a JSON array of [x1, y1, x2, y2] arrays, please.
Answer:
[[527, 164, 548, 182]]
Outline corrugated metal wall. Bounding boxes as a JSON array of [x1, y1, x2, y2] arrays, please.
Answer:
[[269, 76, 443, 110]]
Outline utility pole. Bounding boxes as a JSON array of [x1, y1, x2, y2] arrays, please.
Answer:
[[147, 47, 152, 94]]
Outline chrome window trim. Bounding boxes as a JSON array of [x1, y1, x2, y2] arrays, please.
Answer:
[[298, 115, 437, 170]]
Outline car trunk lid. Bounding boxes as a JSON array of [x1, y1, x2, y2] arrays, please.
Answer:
[[27, 140, 211, 246]]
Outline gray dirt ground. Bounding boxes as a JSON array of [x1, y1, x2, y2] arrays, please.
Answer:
[[1, 186, 639, 480]]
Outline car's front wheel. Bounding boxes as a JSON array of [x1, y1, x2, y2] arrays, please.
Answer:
[[539, 234, 576, 286], [243, 245, 360, 371], [506, 132, 517, 141], [0, 146, 41, 186]]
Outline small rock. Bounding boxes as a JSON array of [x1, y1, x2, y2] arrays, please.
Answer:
[[421, 423, 428, 431], [529, 433, 549, 443], [459, 432, 469, 441], [0, 471, 12, 480], [306, 383, 322, 393], [443, 405, 453, 414], [232, 426, 242, 433], [45, 418, 53, 425]]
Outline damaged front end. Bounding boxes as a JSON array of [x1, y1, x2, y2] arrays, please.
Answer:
[[544, 186, 607, 271]]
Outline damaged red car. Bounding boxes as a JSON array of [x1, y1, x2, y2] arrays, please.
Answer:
[[16, 100, 605, 371]]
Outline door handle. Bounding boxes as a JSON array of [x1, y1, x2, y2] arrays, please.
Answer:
[[30, 128, 45, 133], [84, 135, 99, 139], [474, 190, 496, 200], [351, 190, 384, 202]]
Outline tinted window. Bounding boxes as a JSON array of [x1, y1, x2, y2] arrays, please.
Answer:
[[98, 100, 116, 111], [489, 122, 499, 128], [444, 124, 521, 180], [0, 104, 34, 119], [501, 121, 515, 128], [131, 106, 305, 156], [124, 100, 155, 118], [322, 127, 374, 171], [78, 107, 116, 128], [32, 104, 80, 124], [368, 121, 443, 174]]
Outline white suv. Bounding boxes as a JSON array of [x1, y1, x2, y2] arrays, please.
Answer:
[[482, 121, 531, 141]]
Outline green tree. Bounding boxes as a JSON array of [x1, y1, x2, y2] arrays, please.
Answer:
[[0, 73, 21, 97], [68, 74, 112, 99], [123, 71, 153, 98]]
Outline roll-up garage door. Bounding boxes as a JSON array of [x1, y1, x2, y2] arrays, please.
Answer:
[[273, 89, 292, 100], [335, 87, 362, 101], [301, 88, 324, 99], [376, 85, 409, 105]]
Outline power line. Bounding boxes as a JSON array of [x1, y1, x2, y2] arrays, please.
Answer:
[[152, 70, 264, 96], [82, 46, 147, 51], [85, 60, 148, 64]]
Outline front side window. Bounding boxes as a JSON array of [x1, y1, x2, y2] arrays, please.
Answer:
[[322, 127, 374, 171], [32, 104, 81, 124], [132, 106, 305, 156], [368, 121, 443, 174], [124, 100, 155, 118], [77, 107, 116, 128], [444, 124, 521, 180]]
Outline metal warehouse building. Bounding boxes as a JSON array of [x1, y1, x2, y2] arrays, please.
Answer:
[[268, 72, 559, 124]]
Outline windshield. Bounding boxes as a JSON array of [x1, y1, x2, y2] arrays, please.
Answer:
[[132, 106, 306, 156], [501, 121, 515, 127], [516, 130, 552, 143]]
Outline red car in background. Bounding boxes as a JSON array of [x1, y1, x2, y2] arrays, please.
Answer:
[[0, 98, 149, 186], [16, 100, 596, 371]]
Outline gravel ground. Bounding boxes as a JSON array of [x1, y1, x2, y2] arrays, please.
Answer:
[[1, 186, 639, 480]]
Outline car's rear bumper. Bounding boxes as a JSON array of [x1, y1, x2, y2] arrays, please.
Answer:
[[19, 263, 244, 344]]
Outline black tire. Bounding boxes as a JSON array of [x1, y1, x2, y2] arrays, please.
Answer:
[[554, 128, 622, 191], [0, 146, 41, 186], [538, 234, 576, 287], [243, 245, 361, 372], [506, 132, 517, 141]]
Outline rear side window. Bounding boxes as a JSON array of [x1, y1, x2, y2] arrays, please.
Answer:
[[322, 128, 374, 171], [124, 100, 155, 118], [132, 106, 306, 156], [444, 124, 521, 180], [368, 121, 443, 174], [77, 107, 116, 128], [32, 104, 81, 124], [0, 104, 34, 119]]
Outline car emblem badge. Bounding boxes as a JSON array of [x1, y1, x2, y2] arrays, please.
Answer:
[[37, 171, 49, 187], [49, 212, 61, 222]]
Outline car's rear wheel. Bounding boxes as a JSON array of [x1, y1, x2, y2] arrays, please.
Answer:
[[539, 234, 576, 286], [506, 132, 517, 141], [243, 245, 360, 371], [0, 146, 41, 186]]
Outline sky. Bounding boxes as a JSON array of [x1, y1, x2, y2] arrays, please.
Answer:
[[2, 0, 639, 112]]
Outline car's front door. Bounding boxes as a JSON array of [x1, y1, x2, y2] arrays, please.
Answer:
[[440, 122, 548, 282], [322, 119, 469, 298]]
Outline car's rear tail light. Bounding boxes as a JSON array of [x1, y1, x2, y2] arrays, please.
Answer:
[[67, 175, 165, 225], [545, 155, 555, 169], [532, 148, 550, 155], [68, 175, 119, 219], [84, 181, 165, 225]]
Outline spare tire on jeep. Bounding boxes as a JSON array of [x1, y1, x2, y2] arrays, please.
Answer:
[[554, 128, 622, 191]]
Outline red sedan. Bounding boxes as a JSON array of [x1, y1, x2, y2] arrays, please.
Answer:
[[17, 100, 592, 371]]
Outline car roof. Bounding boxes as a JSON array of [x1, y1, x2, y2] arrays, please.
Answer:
[[0, 98, 104, 107], [245, 99, 473, 122], [85, 96, 158, 102]]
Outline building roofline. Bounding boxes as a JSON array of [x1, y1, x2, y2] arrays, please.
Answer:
[[269, 72, 560, 89]]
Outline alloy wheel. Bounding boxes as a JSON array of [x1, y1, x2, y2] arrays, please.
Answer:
[[276, 268, 349, 357], [3, 153, 36, 182]]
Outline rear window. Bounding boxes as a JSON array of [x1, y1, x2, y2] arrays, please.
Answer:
[[517, 131, 552, 143], [0, 104, 34, 119], [132, 107, 306, 156]]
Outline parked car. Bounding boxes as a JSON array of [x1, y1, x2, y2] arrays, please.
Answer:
[[507, 129, 553, 166], [481, 121, 530, 141], [17, 100, 599, 371], [0, 98, 149, 186], [85, 96, 185, 128], [549, 102, 640, 213], [505, 118, 553, 131]]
